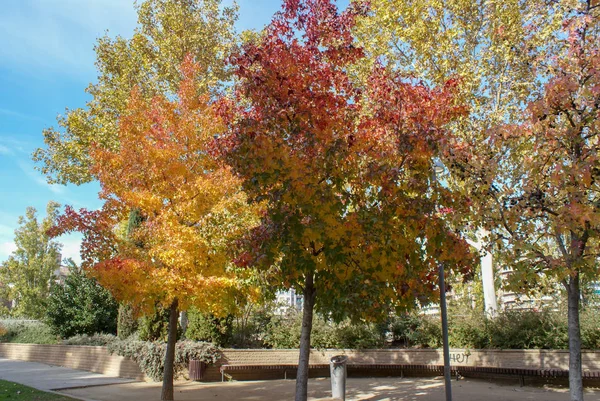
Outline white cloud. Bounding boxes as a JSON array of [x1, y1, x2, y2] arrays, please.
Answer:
[[59, 235, 82, 265], [0, 137, 31, 155], [17, 159, 66, 195], [0, 0, 137, 78], [0, 144, 12, 155], [0, 242, 17, 261], [0, 108, 43, 123], [0, 237, 81, 265], [0, 224, 14, 238]]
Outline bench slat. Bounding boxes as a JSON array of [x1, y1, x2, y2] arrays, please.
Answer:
[[219, 363, 600, 379]]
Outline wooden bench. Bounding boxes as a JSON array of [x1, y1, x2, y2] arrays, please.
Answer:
[[219, 363, 600, 385], [219, 363, 455, 381], [451, 366, 600, 386]]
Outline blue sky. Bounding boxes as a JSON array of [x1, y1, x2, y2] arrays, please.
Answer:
[[0, 0, 348, 263]]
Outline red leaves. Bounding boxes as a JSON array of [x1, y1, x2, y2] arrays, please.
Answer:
[[215, 0, 474, 315], [49, 203, 123, 270], [359, 65, 465, 166]]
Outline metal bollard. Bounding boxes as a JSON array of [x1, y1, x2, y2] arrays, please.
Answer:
[[330, 355, 348, 400]]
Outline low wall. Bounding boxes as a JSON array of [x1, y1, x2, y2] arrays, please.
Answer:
[[204, 348, 600, 381], [0, 343, 146, 381], [1, 344, 599, 383]]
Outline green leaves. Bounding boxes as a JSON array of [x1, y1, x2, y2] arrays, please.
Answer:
[[45, 261, 118, 338], [0, 202, 62, 319], [34, 0, 238, 185]]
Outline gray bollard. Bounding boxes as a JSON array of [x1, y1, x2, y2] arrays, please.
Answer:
[[330, 355, 348, 400]]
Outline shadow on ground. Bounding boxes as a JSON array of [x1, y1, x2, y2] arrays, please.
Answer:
[[61, 377, 600, 401]]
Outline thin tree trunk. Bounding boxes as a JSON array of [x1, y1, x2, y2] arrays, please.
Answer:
[[161, 298, 179, 401], [180, 310, 188, 336], [295, 274, 316, 401], [567, 274, 584, 401]]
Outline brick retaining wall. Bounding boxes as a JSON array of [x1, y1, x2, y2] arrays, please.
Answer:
[[1, 343, 598, 382], [0, 343, 146, 381], [203, 348, 600, 381]]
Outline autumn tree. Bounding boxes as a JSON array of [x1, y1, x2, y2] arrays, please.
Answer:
[[34, 0, 238, 185], [353, 0, 566, 129], [355, 2, 600, 398], [352, 0, 571, 310], [52, 59, 259, 401], [0, 202, 62, 319], [446, 5, 600, 401], [216, 1, 473, 399]]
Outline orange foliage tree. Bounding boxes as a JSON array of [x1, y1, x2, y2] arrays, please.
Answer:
[[51, 58, 259, 401]]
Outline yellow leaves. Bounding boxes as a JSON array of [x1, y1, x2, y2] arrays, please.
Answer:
[[353, 0, 565, 132], [84, 62, 261, 314], [35, 0, 238, 186]]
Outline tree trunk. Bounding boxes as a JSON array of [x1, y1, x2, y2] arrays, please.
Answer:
[[295, 274, 316, 401], [161, 298, 179, 401], [567, 274, 584, 401], [180, 310, 188, 336]]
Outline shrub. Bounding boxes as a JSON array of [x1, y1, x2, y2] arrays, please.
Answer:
[[388, 314, 442, 348], [107, 338, 219, 381], [412, 316, 443, 348], [485, 310, 568, 349], [117, 305, 138, 340], [263, 311, 385, 349], [449, 313, 488, 349], [0, 320, 58, 344], [138, 306, 180, 342], [389, 313, 422, 347], [263, 312, 302, 348], [62, 333, 118, 346], [230, 307, 273, 348], [45, 265, 118, 338], [581, 307, 600, 349], [186, 309, 233, 347], [333, 322, 385, 349]]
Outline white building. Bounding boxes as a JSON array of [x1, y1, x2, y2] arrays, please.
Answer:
[[275, 288, 303, 314]]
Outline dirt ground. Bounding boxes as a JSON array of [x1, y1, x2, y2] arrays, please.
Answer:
[[61, 377, 600, 401]]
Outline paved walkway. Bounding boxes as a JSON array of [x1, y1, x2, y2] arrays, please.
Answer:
[[0, 358, 135, 392], [61, 377, 600, 401], [1, 357, 600, 401]]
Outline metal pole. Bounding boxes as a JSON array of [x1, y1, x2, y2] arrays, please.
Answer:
[[432, 160, 452, 400], [439, 263, 452, 401]]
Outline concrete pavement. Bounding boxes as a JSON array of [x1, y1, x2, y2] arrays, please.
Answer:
[[0, 357, 136, 392], [62, 376, 600, 401], [1, 357, 600, 401]]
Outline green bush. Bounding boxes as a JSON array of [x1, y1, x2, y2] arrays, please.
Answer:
[[333, 322, 385, 349], [117, 305, 138, 340], [581, 307, 600, 349], [0, 320, 58, 344], [388, 308, 596, 350], [62, 333, 118, 346], [230, 307, 273, 348], [45, 265, 118, 338], [138, 306, 181, 342], [388, 314, 442, 348], [186, 309, 233, 347], [484, 310, 568, 349], [263, 311, 385, 349], [107, 339, 219, 381], [449, 313, 489, 349], [263, 312, 302, 348], [389, 313, 422, 347]]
